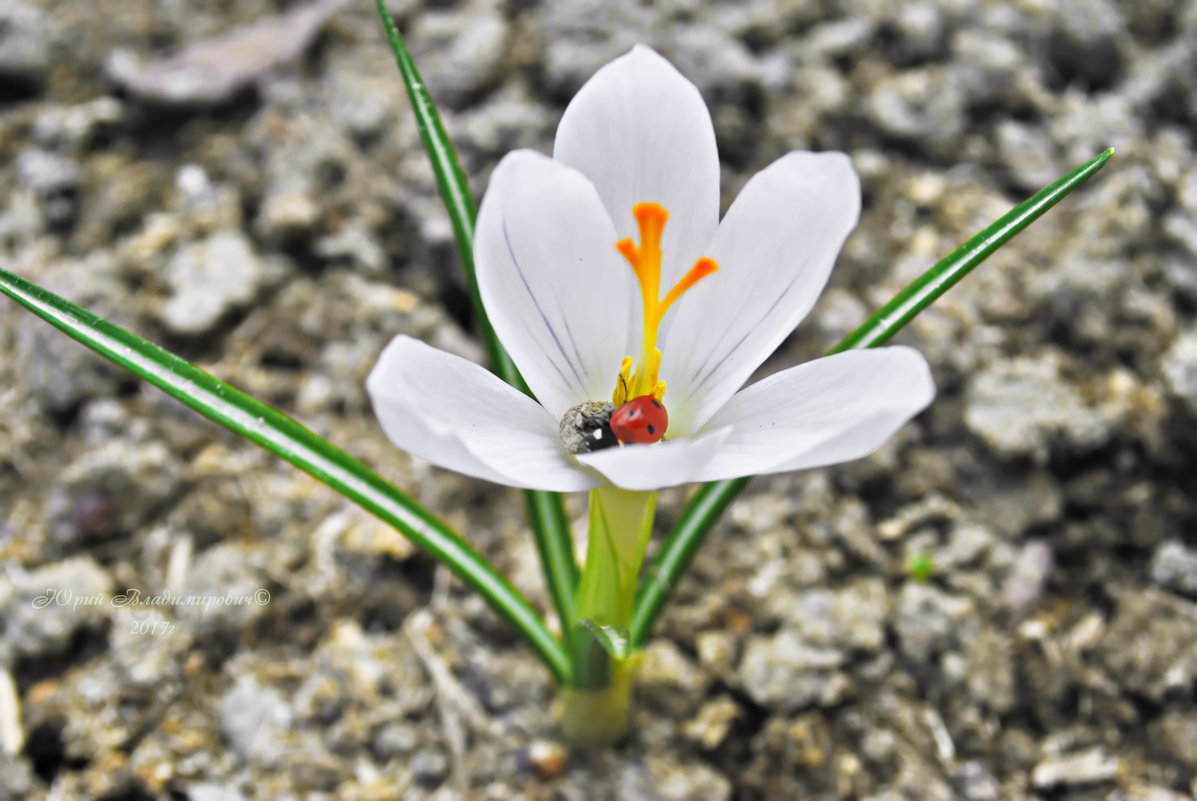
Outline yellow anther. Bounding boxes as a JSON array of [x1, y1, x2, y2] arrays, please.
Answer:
[[612, 357, 634, 406], [612, 202, 718, 402]]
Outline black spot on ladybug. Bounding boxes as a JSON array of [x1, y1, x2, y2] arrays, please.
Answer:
[[647, 424, 656, 435]]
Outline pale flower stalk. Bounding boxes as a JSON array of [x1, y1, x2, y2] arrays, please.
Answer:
[[367, 45, 935, 494]]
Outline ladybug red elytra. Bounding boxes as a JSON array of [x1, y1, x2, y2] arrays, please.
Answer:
[[610, 395, 668, 445]]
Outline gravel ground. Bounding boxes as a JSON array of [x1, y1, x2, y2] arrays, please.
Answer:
[[2, 0, 1196, 799]]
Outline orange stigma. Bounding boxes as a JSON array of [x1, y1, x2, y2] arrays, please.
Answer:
[[613, 202, 718, 405]]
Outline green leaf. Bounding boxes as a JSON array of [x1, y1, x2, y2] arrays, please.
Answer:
[[374, 0, 578, 631], [0, 265, 570, 685], [577, 619, 632, 661], [630, 148, 1116, 649]]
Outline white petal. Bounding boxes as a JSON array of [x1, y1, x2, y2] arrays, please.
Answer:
[[662, 151, 861, 434], [366, 336, 599, 492], [576, 428, 732, 492], [554, 44, 720, 292], [475, 150, 634, 418], [690, 347, 935, 481]]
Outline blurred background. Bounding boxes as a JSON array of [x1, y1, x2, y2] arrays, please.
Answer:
[[1, 0, 1195, 798]]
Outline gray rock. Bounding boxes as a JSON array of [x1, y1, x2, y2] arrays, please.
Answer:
[[1161, 327, 1197, 412], [161, 231, 286, 335], [1149, 540, 1197, 596], [638, 640, 711, 717], [1151, 709, 1197, 766], [0, 0, 55, 88], [866, 68, 966, 156], [220, 677, 292, 764], [2, 556, 112, 659], [1002, 540, 1054, 619], [177, 542, 270, 636], [410, 0, 509, 103], [0, 756, 35, 801], [105, 0, 350, 106], [11, 258, 127, 414], [893, 583, 976, 665], [45, 439, 183, 549], [965, 353, 1110, 460], [32, 97, 125, 150], [15, 148, 79, 196], [738, 630, 850, 711], [15, 148, 80, 225], [953, 760, 1000, 801], [188, 785, 247, 801], [1097, 590, 1197, 702], [772, 579, 888, 655], [1109, 789, 1193, 801], [110, 606, 189, 688], [370, 721, 420, 760], [410, 748, 449, 788], [1031, 747, 1120, 789]]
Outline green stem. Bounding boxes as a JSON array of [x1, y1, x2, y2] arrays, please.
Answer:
[[561, 488, 655, 743], [524, 489, 578, 632], [630, 148, 1115, 649], [374, 0, 578, 633]]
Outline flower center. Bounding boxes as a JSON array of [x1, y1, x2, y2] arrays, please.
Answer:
[[612, 202, 718, 406]]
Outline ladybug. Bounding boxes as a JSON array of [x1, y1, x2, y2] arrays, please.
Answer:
[[610, 395, 668, 445]]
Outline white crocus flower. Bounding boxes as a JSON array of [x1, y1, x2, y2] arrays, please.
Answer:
[[367, 45, 935, 493]]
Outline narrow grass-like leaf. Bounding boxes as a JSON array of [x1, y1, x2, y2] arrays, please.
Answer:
[[577, 620, 632, 661], [373, 0, 512, 384], [630, 148, 1115, 648], [374, 0, 578, 634], [829, 148, 1115, 353], [0, 266, 570, 684]]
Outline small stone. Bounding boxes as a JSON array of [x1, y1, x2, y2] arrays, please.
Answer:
[[0, 1, 56, 91], [104, 0, 349, 106], [1110, 789, 1192, 801], [33, 97, 125, 149], [695, 630, 737, 676], [1149, 540, 1197, 596], [220, 678, 292, 764], [738, 630, 849, 711], [177, 543, 270, 636], [1161, 328, 1197, 412], [558, 401, 616, 454], [893, 583, 976, 664], [188, 784, 247, 801], [1031, 747, 1119, 789], [370, 722, 419, 761], [2, 556, 112, 660], [1096, 591, 1197, 702], [410, 748, 448, 788], [646, 754, 732, 801], [638, 640, 711, 716], [524, 740, 567, 779], [965, 353, 1109, 460], [161, 231, 286, 336], [1002, 540, 1054, 619], [952, 761, 1000, 801], [15, 148, 80, 226], [682, 695, 740, 750], [45, 440, 183, 550], [411, 3, 509, 103], [1153, 710, 1197, 766], [110, 607, 189, 688]]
